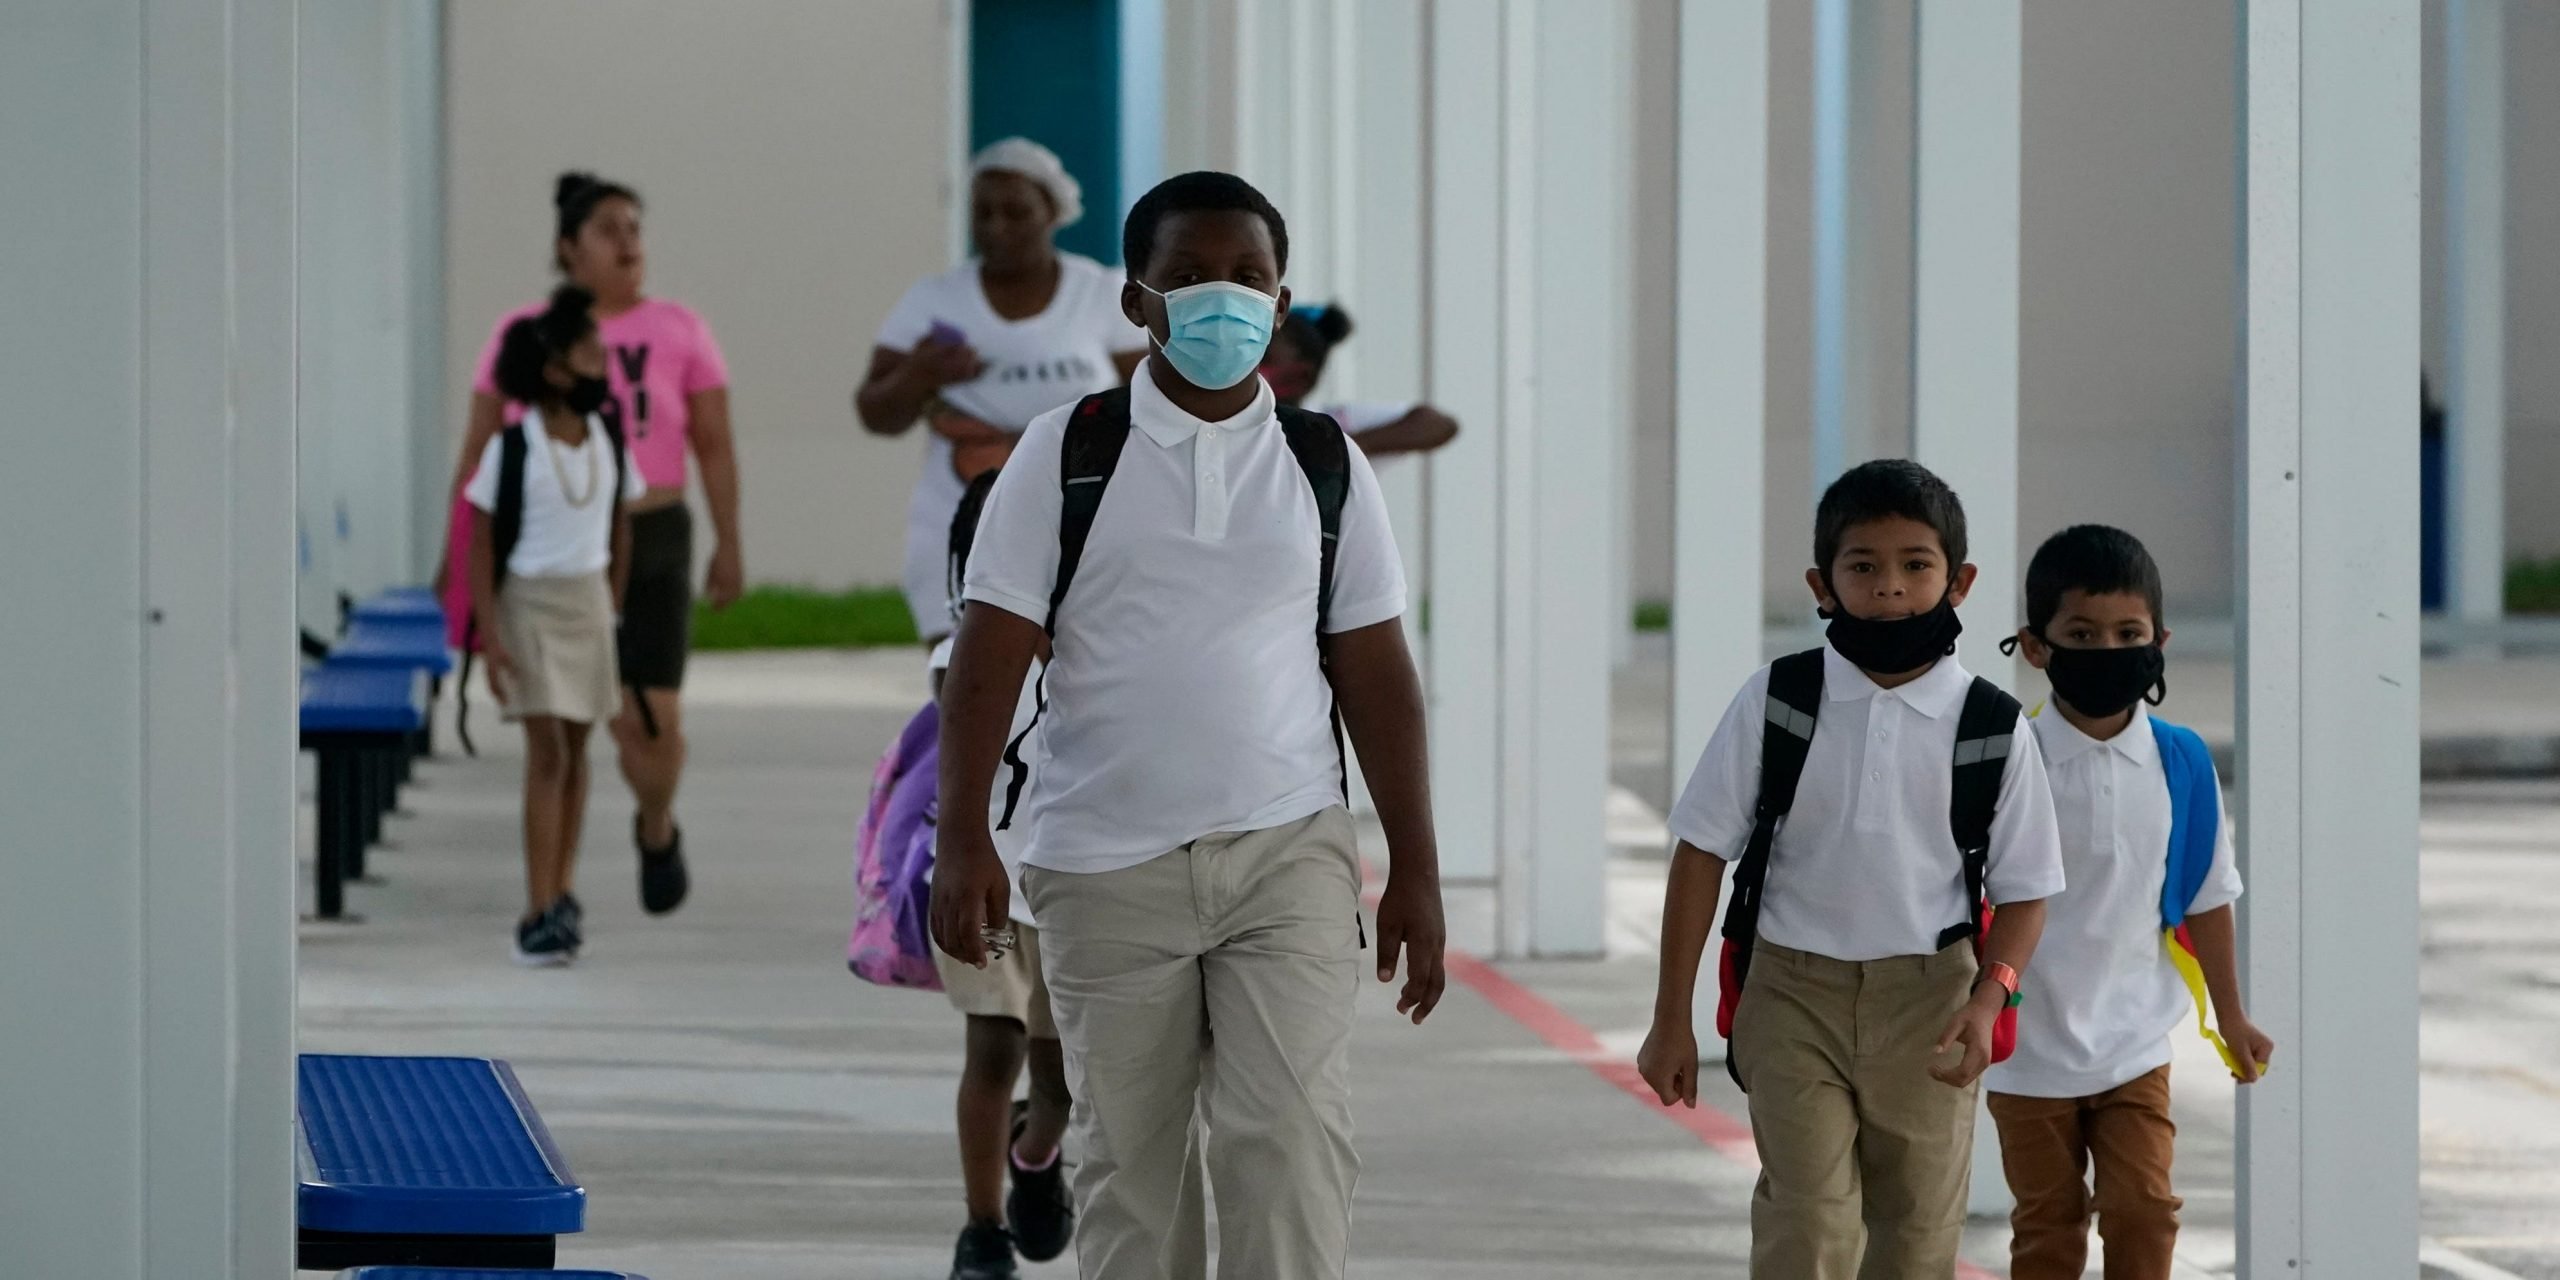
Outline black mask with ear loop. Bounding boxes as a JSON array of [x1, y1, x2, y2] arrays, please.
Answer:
[[1821, 583, 1963, 676], [564, 374, 611, 416], [2005, 632, 2167, 718]]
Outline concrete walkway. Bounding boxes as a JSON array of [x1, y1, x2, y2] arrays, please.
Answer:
[[299, 649, 2556, 1278]]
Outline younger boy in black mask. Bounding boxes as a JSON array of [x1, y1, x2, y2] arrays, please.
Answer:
[[1638, 459, 2064, 1278], [1983, 523, 2275, 1280]]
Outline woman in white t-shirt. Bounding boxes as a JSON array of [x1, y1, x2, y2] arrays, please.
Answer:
[[854, 137, 1148, 641], [464, 287, 649, 967]]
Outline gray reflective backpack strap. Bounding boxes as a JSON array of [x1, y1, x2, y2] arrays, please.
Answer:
[[1941, 676, 2022, 950], [999, 391, 1129, 830], [1720, 646, 1826, 1090]]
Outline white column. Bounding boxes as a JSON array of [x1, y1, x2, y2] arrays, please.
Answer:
[[2444, 0, 2505, 630], [1347, 0, 1430, 667], [1494, 0, 1541, 952], [2237, 1, 2422, 1273], [1910, 2, 2023, 719], [1425, 1, 1504, 886], [1670, 0, 1770, 793], [1910, 3, 2024, 1214], [401, 0, 448, 582], [0, 0, 298, 1272]]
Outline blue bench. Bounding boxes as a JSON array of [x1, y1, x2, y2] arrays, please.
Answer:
[[350, 587, 446, 628], [298, 1055, 585, 1272], [333, 609, 454, 766], [301, 666, 426, 920], [338, 1271, 645, 1279]]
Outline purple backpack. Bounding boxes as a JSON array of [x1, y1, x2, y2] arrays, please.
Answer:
[[848, 701, 944, 990]]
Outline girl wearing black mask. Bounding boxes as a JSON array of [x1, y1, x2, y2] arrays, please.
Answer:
[[466, 285, 648, 965]]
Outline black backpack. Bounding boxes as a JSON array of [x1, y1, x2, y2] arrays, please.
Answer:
[[1713, 646, 2022, 1089], [993, 386, 1352, 829], [458, 404, 630, 755]]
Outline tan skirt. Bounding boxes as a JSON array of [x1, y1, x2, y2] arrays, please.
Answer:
[[494, 573, 620, 724]]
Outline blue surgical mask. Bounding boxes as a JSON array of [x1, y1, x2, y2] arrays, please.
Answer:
[[1139, 280, 1280, 391]]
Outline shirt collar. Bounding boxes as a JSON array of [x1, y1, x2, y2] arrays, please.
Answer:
[[1129, 360, 1275, 448], [2033, 699, 2158, 767], [1821, 642, 1972, 720]]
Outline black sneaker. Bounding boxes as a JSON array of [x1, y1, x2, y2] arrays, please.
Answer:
[[512, 907, 575, 968], [555, 892, 585, 947], [949, 1220, 1018, 1280], [1006, 1108, 1074, 1262], [635, 816, 689, 916]]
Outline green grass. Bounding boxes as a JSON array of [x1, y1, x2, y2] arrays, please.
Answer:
[[2511, 557, 2560, 614], [690, 586, 919, 651]]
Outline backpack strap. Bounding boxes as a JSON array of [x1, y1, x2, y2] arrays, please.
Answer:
[[459, 426, 533, 758], [1942, 676, 2022, 950], [1718, 647, 1825, 1088], [2150, 715, 2221, 928], [999, 391, 1131, 830], [1275, 405, 1351, 629], [1048, 389, 1135, 634]]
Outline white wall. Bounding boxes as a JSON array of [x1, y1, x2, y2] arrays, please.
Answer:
[[442, 0, 955, 591], [0, 0, 298, 1273]]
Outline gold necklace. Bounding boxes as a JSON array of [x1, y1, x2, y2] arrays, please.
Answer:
[[546, 421, 600, 509]]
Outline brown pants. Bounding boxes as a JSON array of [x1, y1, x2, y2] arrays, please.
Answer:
[[1987, 1066, 2182, 1280], [1732, 939, 1981, 1280]]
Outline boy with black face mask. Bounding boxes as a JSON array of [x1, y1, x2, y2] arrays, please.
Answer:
[[1637, 459, 2064, 1279], [1983, 524, 2275, 1280]]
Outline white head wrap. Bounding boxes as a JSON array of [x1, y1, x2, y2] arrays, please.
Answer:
[[970, 137, 1083, 230]]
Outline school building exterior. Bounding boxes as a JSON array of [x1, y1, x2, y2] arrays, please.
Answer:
[[0, 0, 2488, 1274]]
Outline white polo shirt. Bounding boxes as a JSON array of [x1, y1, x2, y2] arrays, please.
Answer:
[[962, 363, 1407, 875], [461, 408, 648, 579], [1985, 703, 2244, 1098], [1668, 645, 2067, 962]]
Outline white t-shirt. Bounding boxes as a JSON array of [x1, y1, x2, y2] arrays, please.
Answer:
[[877, 253, 1149, 635], [1668, 645, 2067, 962], [929, 636, 1044, 927], [1984, 704, 2244, 1098], [963, 364, 1407, 875], [462, 408, 648, 579]]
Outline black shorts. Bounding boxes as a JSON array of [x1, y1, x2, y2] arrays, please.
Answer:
[[618, 505, 693, 690]]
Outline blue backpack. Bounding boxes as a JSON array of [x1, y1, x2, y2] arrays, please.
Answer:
[[2150, 716, 2250, 1075]]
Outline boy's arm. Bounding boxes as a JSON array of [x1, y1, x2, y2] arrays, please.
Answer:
[[930, 602, 1042, 967], [2183, 904, 2275, 1081], [1929, 896, 2048, 1088], [1324, 619, 1446, 1025], [1638, 842, 1727, 1108]]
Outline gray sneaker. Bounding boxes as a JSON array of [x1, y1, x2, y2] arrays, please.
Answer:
[[512, 906, 576, 968]]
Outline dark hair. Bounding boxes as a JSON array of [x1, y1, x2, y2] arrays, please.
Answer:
[[1813, 458, 1969, 573], [553, 171, 641, 272], [493, 286, 599, 405], [2023, 524, 2165, 636], [1122, 171, 1289, 276], [1278, 304, 1354, 368], [946, 468, 1003, 617]]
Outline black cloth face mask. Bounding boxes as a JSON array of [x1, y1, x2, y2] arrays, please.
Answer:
[[1823, 590, 1963, 676], [2037, 640, 2166, 719], [564, 374, 611, 416]]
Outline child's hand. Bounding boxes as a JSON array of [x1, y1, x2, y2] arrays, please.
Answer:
[[1929, 985, 2004, 1088], [1637, 1019, 1700, 1109], [2223, 1013, 2276, 1083], [1373, 873, 1447, 1025], [928, 825, 1011, 969], [482, 643, 518, 707]]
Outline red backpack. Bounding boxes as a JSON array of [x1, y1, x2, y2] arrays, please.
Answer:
[[1714, 648, 2022, 1089]]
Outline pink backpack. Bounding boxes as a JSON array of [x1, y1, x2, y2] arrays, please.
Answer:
[[848, 702, 945, 990]]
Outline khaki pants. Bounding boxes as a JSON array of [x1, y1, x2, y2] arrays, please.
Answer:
[[1732, 939, 1980, 1280], [1987, 1066, 2181, 1280], [1023, 807, 1363, 1280]]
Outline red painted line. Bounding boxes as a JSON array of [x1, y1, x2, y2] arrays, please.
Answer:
[[1384, 885, 2000, 1280]]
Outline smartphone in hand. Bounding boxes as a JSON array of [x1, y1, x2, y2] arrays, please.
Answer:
[[926, 320, 966, 347]]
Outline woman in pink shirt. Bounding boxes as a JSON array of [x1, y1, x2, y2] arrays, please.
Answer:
[[441, 171, 742, 923]]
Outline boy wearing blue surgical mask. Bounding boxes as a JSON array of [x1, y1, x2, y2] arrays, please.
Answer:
[[931, 171, 1447, 1280]]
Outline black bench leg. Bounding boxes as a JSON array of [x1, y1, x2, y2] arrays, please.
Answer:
[[297, 1228, 556, 1271], [314, 748, 350, 919]]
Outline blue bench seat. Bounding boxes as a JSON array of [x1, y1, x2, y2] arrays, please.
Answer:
[[331, 617, 455, 677], [350, 587, 446, 629], [298, 1055, 584, 1272], [300, 666, 428, 919]]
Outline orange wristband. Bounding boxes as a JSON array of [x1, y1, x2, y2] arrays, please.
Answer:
[[1979, 961, 2020, 1001]]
